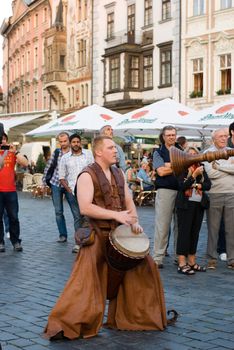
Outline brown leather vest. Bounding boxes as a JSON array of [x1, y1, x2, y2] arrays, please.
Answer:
[[80, 162, 126, 230]]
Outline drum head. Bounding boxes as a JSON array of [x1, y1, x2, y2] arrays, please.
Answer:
[[111, 224, 150, 258]]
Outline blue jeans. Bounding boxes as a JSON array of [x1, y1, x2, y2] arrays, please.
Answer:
[[0, 192, 21, 245], [3, 209, 9, 233], [51, 184, 83, 238]]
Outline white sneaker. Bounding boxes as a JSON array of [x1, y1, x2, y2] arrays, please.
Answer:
[[6, 232, 10, 239], [219, 253, 227, 261], [72, 244, 80, 254]]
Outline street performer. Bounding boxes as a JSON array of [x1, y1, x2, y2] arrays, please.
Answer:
[[44, 136, 175, 340]]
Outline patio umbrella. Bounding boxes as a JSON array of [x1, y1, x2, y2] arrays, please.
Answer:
[[113, 98, 211, 137], [26, 104, 122, 136], [0, 113, 47, 132], [173, 97, 234, 129]]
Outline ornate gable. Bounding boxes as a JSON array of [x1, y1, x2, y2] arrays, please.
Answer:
[[11, 0, 29, 24]]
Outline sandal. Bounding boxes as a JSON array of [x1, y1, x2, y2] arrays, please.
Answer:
[[189, 263, 206, 272], [177, 265, 195, 275]]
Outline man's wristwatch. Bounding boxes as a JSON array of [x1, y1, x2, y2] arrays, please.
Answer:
[[15, 151, 20, 156]]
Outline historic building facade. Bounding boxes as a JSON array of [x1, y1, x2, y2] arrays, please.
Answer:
[[1, 0, 52, 113], [92, 0, 180, 113], [1, 0, 92, 115], [2, 1, 234, 116], [66, 0, 92, 112], [181, 0, 234, 109]]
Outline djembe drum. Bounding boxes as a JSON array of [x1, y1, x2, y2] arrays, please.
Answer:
[[106, 224, 150, 299], [107, 224, 150, 271]]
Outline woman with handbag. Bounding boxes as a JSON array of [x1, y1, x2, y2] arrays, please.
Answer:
[[176, 147, 211, 275]]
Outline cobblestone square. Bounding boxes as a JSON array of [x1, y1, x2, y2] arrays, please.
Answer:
[[0, 193, 233, 350]]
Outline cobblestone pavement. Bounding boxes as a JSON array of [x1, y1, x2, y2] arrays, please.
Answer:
[[0, 193, 233, 350]]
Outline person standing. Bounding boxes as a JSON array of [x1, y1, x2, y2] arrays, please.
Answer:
[[176, 147, 211, 275], [44, 135, 170, 340], [1, 133, 10, 238], [42, 132, 71, 244], [100, 125, 126, 171], [59, 133, 94, 253], [153, 126, 179, 268], [204, 129, 234, 270], [227, 122, 234, 148], [0, 142, 28, 252]]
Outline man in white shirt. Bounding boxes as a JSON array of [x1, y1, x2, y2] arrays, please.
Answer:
[[204, 128, 234, 269], [59, 133, 94, 253]]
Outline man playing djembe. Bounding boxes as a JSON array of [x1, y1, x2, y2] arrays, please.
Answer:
[[44, 136, 174, 340]]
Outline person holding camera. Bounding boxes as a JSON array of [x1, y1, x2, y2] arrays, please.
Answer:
[[175, 147, 211, 275], [0, 135, 28, 252]]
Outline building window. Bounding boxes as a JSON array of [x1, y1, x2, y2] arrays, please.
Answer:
[[72, 87, 75, 106], [84, 0, 88, 19], [34, 13, 38, 27], [85, 83, 88, 105], [143, 54, 153, 88], [43, 7, 48, 22], [127, 4, 135, 43], [22, 95, 25, 112], [34, 47, 38, 69], [81, 84, 84, 105], [21, 22, 25, 36], [21, 55, 25, 75], [129, 56, 139, 88], [107, 12, 114, 39], [78, 0, 82, 21], [219, 54, 231, 94], [68, 88, 71, 107], [43, 95, 47, 110], [27, 93, 30, 111], [34, 91, 38, 110], [17, 58, 20, 78], [60, 55, 65, 70], [26, 51, 30, 72], [144, 0, 153, 26], [193, 0, 205, 16], [16, 98, 20, 112], [221, 0, 232, 9], [191, 58, 203, 97], [78, 40, 86, 67], [159, 44, 172, 87], [27, 18, 30, 32], [162, 0, 171, 20], [48, 47, 52, 71], [110, 56, 120, 91]]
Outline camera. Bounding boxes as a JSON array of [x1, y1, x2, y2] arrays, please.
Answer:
[[0, 145, 10, 150]]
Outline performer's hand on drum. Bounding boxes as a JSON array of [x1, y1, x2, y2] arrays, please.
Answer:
[[113, 210, 138, 226], [131, 222, 143, 234]]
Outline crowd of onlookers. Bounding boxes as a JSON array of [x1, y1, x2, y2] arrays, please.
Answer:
[[124, 122, 234, 274], [1, 121, 234, 274]]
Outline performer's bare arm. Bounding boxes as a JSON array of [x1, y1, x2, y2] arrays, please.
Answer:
[[77, 172, 141, 229]]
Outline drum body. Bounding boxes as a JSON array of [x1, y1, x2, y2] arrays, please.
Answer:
[[106, 224, 150, 271]]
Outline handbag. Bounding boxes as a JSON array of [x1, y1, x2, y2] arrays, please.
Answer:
[[75, 227, 95, 247]]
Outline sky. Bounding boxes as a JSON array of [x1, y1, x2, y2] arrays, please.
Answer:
[[0, 1, 13, 86]]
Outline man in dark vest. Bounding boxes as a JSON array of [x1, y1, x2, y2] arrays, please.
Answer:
[[153, 126, 179, 268], [44, 135, 169, 340]]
